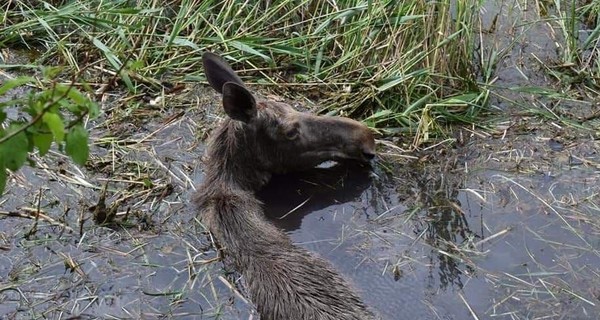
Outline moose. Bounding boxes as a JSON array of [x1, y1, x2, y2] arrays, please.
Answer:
[[194, 52, 376, 320]]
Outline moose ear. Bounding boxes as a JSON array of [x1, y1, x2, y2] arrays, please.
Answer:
[[222, 82, 257, 123], [202, 52, 246, 94]]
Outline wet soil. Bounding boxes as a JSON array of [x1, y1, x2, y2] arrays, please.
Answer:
[[2, 98, 598, 319], [2, 75, 599, 320], [2, 0, 600, 319]]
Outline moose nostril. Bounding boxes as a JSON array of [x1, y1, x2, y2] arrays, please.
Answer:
[[362, 151, 376, 160]]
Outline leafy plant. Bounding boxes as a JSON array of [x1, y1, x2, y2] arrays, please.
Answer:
[[0, 68, 99, 194]]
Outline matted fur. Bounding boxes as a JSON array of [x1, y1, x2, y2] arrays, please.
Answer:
[[195, 52, 376, 320]]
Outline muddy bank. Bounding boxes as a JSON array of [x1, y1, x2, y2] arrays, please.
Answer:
[[2, 0, 600, 317], [3, 101, 598, 319]]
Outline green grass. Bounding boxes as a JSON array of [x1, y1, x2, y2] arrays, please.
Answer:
[[544, 0, 599, 92], [1, 0, 487, 139]]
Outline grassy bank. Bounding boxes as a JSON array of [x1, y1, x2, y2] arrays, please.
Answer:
[[1, 0, 485, 138]]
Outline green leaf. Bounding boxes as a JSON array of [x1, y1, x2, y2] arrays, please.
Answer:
[[42, 112, 65, 142], [65, 125, 89, 166], [129, 60, 145, 70], [88, 102, 100, 118], [0, 76, 35, 96], [0, 128, 29, 171], [92, 37, 135, 92], [365, 109, 393, 121], [0, 163, 6, 195], [377, 68, 428, 92], [0, 110, 6, 123], [142, 177, 153, 188], [440, 93, 478, 104], [67, 89, 99, 118], [92, 38, 121, 66], [54, 84, 86, 105], [33, 133, 53, 156], [41, 66, 63, 79], [54, 84, 99, 117], [230, 41, 272, 62], [172, 37, 200, 50]]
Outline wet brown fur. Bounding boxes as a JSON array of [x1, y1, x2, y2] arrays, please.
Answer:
[[194, 52, 376, 320]]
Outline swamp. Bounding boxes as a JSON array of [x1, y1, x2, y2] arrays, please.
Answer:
[[1, 0, 599, 319]]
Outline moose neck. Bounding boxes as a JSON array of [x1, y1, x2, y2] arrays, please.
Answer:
[[203, 119, 270, 192]]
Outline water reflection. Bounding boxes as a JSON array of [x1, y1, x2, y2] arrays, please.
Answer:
[[409, 162, 477, 291], [258, 161, 374, 230], [256, 157, 481, 318]]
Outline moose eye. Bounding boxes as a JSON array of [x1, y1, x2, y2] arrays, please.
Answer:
[[284, 127, 299, 140]]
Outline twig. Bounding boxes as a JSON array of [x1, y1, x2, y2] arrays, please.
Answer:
[[0, 208, 75, 233]]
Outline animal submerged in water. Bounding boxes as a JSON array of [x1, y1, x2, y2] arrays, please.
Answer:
[[194, 52, 376, 320]]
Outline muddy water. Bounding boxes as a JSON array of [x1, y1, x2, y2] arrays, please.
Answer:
[[258, 133, 600, 319], [2, 1, 600, 320], [3, 75, 600, 318], [2, 123, 598, 319]]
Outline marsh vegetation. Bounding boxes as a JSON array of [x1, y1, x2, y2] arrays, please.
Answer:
[[1, 0, 599, 319]]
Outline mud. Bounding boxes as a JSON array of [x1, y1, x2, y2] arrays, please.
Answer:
[[2, 0, 600, 319], [259, 133, 599, 319], [2, 125, 599, 319]]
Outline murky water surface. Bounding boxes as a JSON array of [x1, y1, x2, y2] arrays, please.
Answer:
[[2, 0, 600, 319], [260, 134, 600, 319], [2, 114, 598, 319]]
